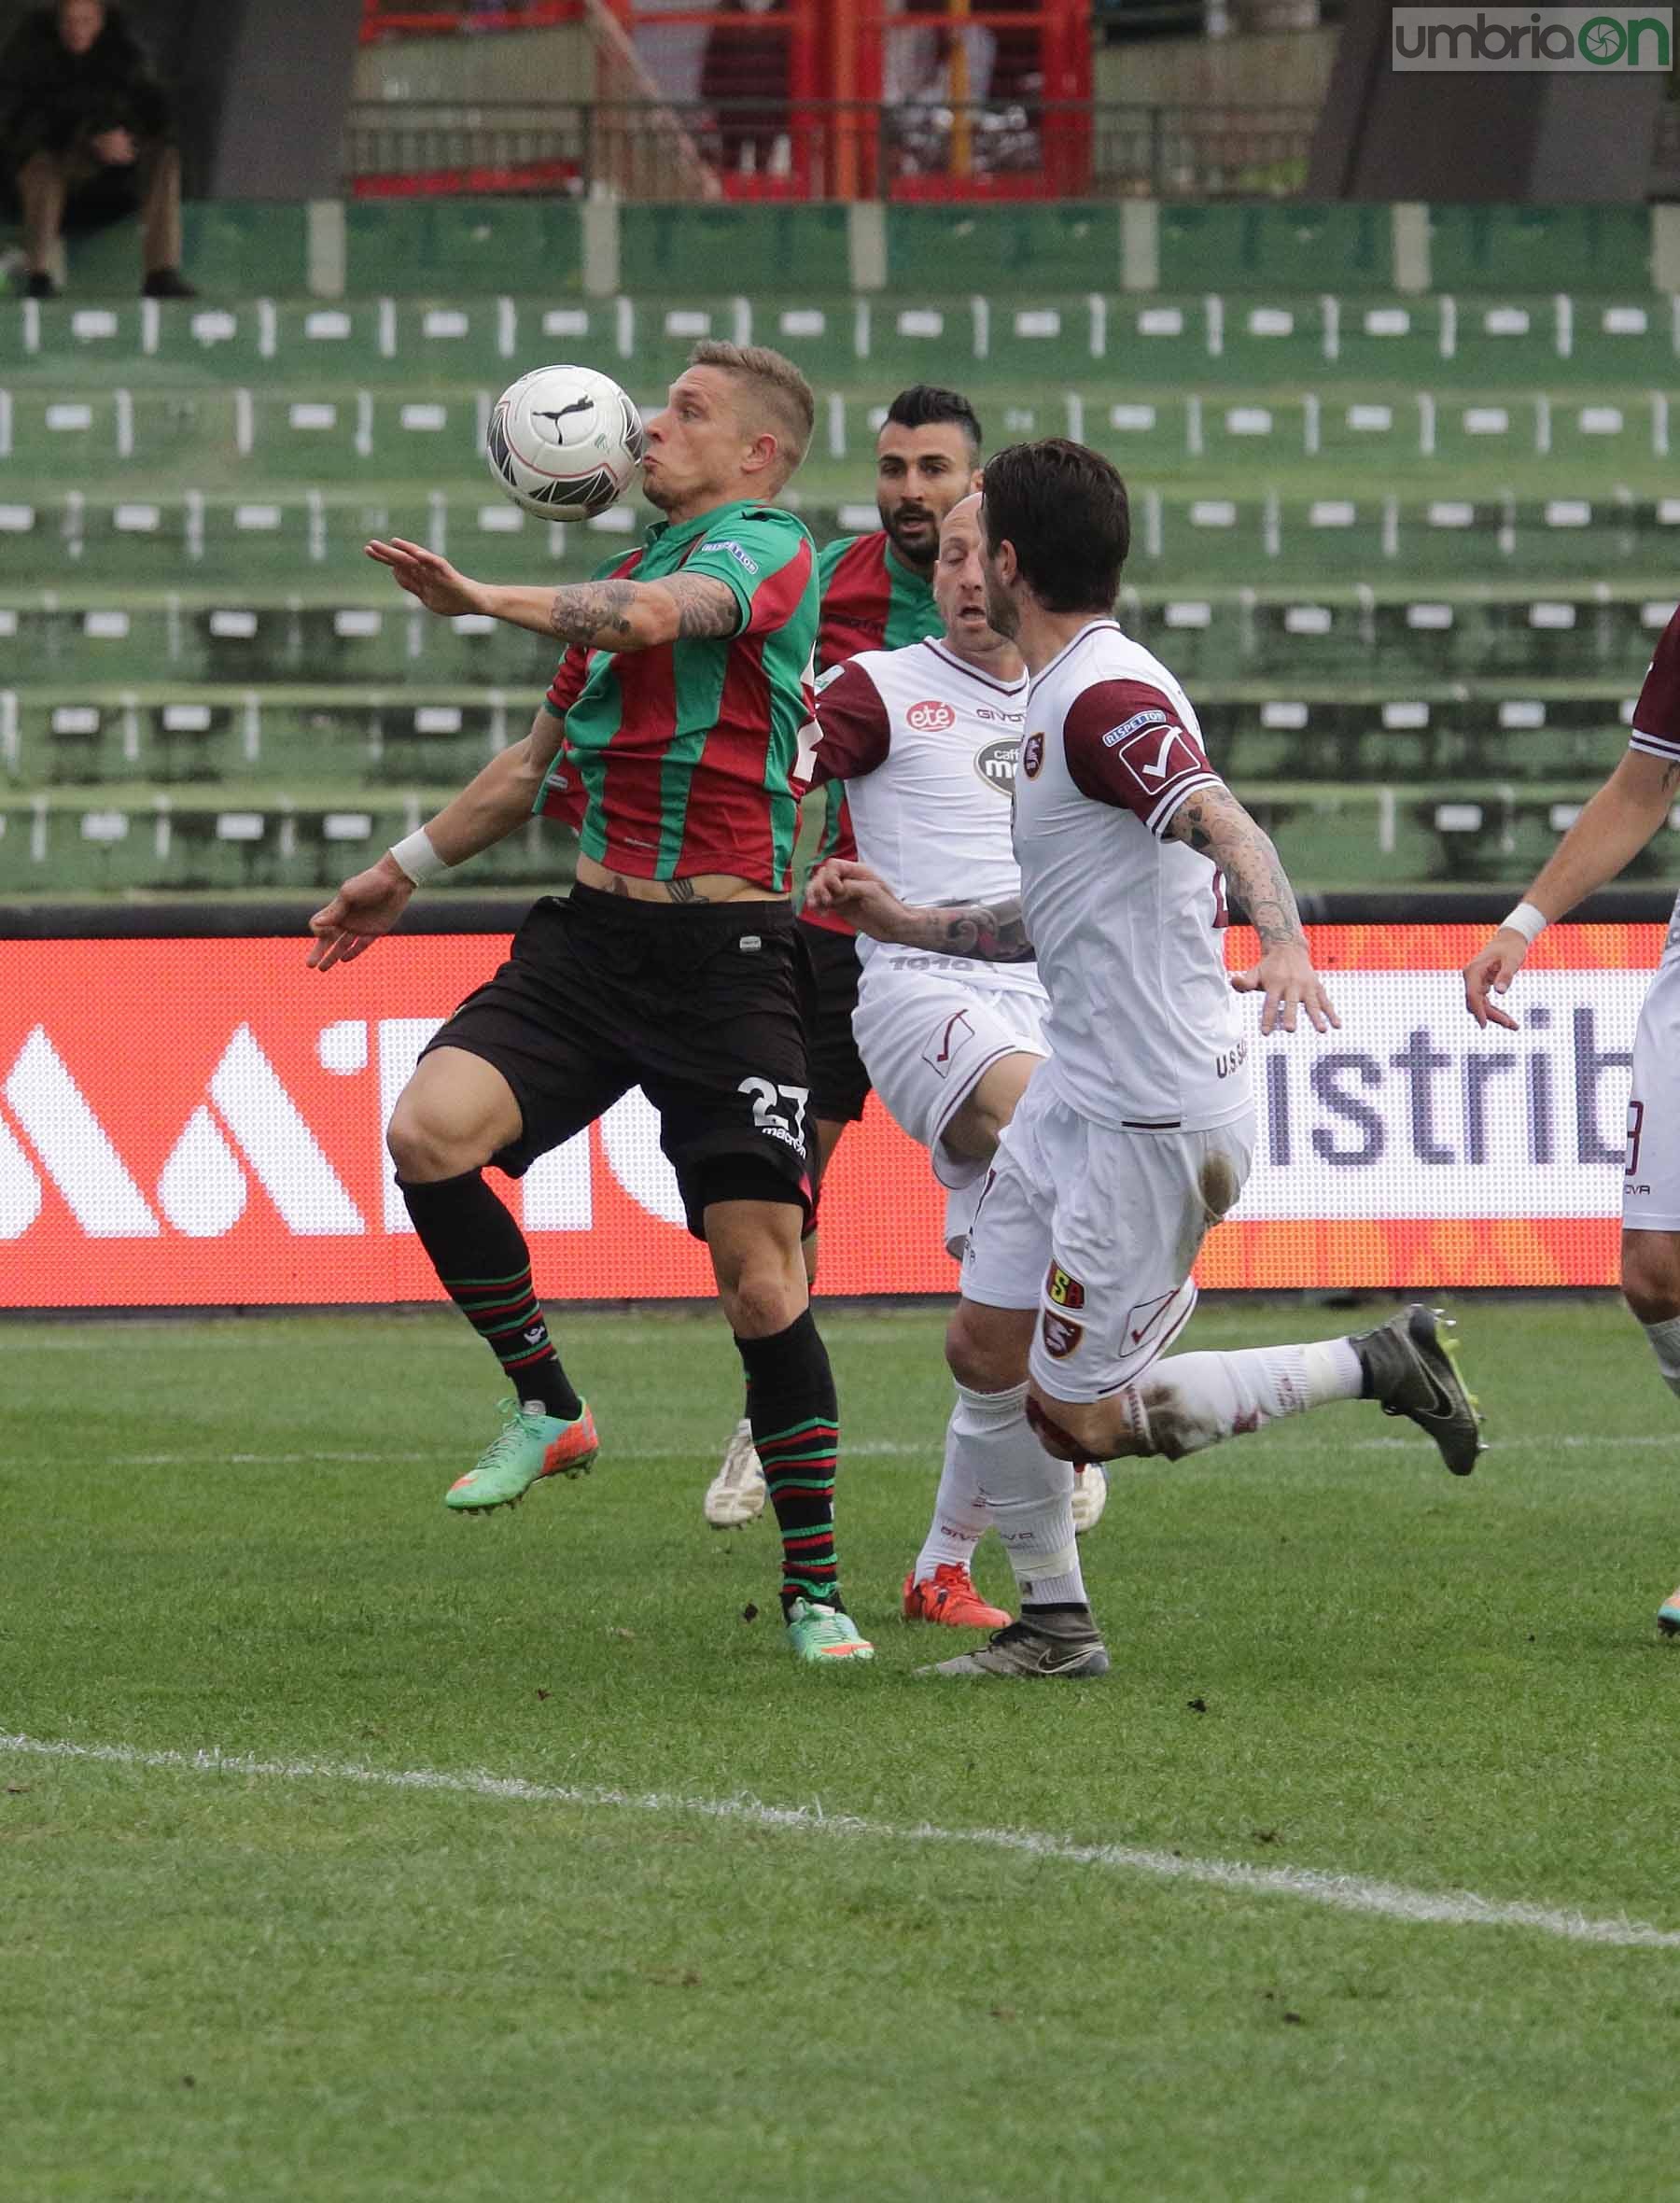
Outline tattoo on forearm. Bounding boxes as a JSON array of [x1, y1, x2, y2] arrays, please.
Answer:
[[908, 894, 1036, 963], [1661, 761, 1680, 796], [659, 574, 743, 640], [549, 580, 638, 646], [1168, 787, 1306, 949]]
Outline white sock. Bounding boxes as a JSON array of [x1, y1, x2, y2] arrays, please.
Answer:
[[1641, 1313, 1680, 1404], [943, 1380, 1086, 1607], [914, 1386, 994, 1579], [1127, 1338, 1363, 1460]]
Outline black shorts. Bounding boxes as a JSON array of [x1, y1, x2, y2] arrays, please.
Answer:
[[425, 885, 815, 1239], [798, 918, 870, 1125]]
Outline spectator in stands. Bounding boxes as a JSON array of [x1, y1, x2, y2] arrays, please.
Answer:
[[1, 0, 195, 301]]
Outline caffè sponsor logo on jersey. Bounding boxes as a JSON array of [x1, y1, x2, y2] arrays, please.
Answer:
[[973, 736, 1021, 795]]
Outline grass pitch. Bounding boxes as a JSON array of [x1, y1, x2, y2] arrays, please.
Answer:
[[5, 1297, 1680, 2202]]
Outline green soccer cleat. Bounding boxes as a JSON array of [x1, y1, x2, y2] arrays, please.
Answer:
[[1351, 1304, 1485, 1476], [444, 1396, 599, 1515], [1658, 1585, 1680, 1637], [785, 1596, 875, 1663]]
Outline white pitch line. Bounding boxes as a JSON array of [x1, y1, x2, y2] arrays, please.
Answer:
[[4, 1732, 1676, 1952]]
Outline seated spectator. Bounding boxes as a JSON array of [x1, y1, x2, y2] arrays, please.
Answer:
[[0, 0, 195, 300]]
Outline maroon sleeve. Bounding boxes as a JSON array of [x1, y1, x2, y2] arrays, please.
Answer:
[[544, 643, 592, 722], [1060, 678, 1222, 836], [805, 659, 892, 788], [1630, 604, 1680, 763]]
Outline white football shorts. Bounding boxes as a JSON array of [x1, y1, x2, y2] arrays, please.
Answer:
[[1625, 952, 1680, 1231], [960, 1073, 1257, 1403], [851, 955, 1049, 1190]]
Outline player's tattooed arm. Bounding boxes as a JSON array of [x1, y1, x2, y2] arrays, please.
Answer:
[[544, 573, 739, 648], [649, 574, 744, 640], [546, 580, 639, 646], [806, 860, 1037, 959], [363, 538, 743, 652], [912, 894, 1038, 962], [1165, 783, 1306, 949], [1165, 784, 1339, 1035]]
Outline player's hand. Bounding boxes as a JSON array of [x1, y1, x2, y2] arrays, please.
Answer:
[[1463, 928, 1529, 1032], [365, 538, 486, 619], [805, 857, 917, 944], [1229, 941, 1340, 1035], [307, 855, 414, 971]]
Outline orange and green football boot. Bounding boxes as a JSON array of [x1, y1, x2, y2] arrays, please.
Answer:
[[444, 1396, 598, 1515]]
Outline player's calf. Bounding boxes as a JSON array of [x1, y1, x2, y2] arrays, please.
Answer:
[[1028, 1306, 1484, 1477]]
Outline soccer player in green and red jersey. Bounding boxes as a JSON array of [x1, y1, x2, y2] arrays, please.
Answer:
[[308, 342, 873, 1664], [703, 385, 987, 1529]]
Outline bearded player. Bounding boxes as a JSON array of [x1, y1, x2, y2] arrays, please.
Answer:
[[308, 344, 874, 1665], [815, 440, 1484, 1680], [800, 491, 1048, 1629], [1464, 599, 1680, 1635], [703, 383, 987, 1526]]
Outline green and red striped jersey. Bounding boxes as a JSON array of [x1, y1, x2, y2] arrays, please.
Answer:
[[804, 528, 940, 929], [536, 500, 819, 891]]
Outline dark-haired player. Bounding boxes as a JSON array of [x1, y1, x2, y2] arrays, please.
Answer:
[[813, 440, 1483, 1678], [308, 343, 873, 1664], [705, 384, 991, 1526], [1464, 598, 1680, 1634]]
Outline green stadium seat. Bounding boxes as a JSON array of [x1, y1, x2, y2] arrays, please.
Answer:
[[1155, 203, 1394, 293]]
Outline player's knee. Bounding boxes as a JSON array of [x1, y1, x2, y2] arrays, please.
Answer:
[[945, 1303, 1028, 1392], [1622, 1230, 1680, 1326], [386, 1095, 488, 1184]]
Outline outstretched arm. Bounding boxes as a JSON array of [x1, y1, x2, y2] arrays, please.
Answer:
[[1164, 783, 1339, 1035], [1463, 748, 1677, 1030], [307, 707, 567, 970], [805, 860, 1036, 961], [364, 538, 739, 651]]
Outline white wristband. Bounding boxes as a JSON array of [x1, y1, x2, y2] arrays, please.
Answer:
[[388, 828, 448, 886], [1500, 900, 1547, 945]]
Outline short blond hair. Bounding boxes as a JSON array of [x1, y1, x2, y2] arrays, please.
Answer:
[[689, 341, 815, 483]]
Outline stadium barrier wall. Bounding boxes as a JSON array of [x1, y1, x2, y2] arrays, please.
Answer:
[[0, 903, 1667, 1309]]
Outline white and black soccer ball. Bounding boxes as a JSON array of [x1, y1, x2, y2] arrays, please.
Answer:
[[484, 363, 646, 522]]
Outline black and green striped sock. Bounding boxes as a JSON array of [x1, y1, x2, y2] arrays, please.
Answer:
[[400, 1171, 581, 1421], [735, 1310, 842, 1616]]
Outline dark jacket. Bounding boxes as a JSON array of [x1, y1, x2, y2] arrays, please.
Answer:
[[0, 6, 172, 169]]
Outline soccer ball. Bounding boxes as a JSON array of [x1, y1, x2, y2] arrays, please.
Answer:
[[484, 363, 646, 522]]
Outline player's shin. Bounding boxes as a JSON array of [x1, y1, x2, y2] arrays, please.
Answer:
[[735, 1310, 846, 1615], [912, 1390, 995, 1580], [399, 1170, 583, 1420], [962, 1382, 1089, 1609], [1638, 1313, 1680, 1404], [1095, 1340, 1365, 1463]]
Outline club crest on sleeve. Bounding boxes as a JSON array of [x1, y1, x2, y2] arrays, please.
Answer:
[[1042, 1310, 1084, 1359], [1021, 732, 1045, 778]]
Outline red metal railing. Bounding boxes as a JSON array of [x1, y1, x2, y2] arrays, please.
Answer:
[[360, 1, 582, 36]]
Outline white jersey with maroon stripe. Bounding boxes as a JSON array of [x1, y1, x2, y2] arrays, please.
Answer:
[[1623, 602, 1680, 1230], [809, 636, 1039, 995], [1630, 603, 1680, 958], [1014, 618, 1251, 1132]]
